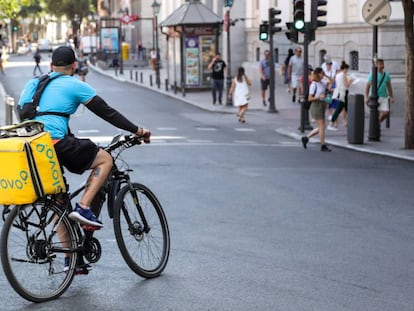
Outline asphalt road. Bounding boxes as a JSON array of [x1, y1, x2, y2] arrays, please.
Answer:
[[0, 55, 413, 311]]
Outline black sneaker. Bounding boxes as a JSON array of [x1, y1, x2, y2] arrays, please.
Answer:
[[218, 101, 222, 105], [263, 100, 267, 106], [301, 136, 309, 149], [64, 257, 92, 275], [321, 144, 332, 152]]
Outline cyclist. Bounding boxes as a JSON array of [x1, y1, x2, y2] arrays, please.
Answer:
[[18, 46, 151, 229]]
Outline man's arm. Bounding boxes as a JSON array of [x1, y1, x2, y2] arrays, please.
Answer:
[[387, 79, 394, 103], [365, 81, 371, 104], [85, 95, 149, 137]]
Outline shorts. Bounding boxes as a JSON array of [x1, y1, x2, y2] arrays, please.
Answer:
[[290, 74, 301, 89], [54, 134, 99, 174], [329, 98, 339, 109], [310, 100, 326, 121], [378, 97, 390, 112], [260, 78, 270, 90]]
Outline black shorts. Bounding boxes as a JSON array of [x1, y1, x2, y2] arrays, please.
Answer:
[[260, 78, 270, 90], [54, 134, 99, 174]]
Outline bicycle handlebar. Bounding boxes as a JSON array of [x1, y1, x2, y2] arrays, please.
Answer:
[[105, 133, 150, 153]]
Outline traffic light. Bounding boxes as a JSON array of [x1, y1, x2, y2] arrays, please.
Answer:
[[224, 0, 233, 7], [269, 8, 282, 34], [285, 22, 298, 43], [311, 0, 327, 29], [293, 0, 305, 32], [13, 25, 19, 32], [259, 22, 269, 41]]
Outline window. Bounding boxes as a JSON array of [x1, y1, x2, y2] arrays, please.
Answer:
[[319, 49, 327, 65], [350, 51, 359, 70]]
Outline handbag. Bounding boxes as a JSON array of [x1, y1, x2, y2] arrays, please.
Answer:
[[245, 93, 251, 101]]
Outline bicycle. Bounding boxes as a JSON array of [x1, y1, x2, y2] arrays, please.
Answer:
[[0, 133, 170, 303]]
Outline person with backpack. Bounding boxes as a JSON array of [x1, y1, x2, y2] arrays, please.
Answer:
[[365, 58, 394, 124], [33, 48, 42, 76], [18, 46, 151, 230], [301, 67, 332, 152]]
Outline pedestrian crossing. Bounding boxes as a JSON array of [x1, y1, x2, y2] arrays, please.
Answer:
[[77, 126, 301, 148]]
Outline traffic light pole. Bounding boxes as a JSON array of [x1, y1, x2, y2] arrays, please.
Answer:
[[299, 25, 313, 132], [268, 33, 277, 113]]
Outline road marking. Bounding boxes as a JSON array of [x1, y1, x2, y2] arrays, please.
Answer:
[[78, 129, 100, 134], [157, 127, 177, 131], [234, 128, 256, 132], [196, 127, 217, 131], [234, 140, 256, 144], [187, 139, 213, 143]]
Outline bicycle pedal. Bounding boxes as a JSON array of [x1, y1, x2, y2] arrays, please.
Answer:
[[82, 225, 101, 231]]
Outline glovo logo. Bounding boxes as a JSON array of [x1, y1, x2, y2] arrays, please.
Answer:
[[0, 170, 29, 190], [36, 142, 64, 193]]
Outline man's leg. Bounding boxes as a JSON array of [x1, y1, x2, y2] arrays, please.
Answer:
[[217, 79, 224, 104], [211, 79, 217, 104], [79, 149, 112, 207]]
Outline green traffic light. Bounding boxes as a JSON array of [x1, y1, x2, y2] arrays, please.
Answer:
[[294, 20, 305, 30], [260, 33, 268, 41], [13, 26, 18, 31]]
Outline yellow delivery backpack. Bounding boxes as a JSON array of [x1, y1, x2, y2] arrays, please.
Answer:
[[0, 121, 66, 205]]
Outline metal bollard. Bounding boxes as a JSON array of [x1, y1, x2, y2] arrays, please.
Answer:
[[135, 71, 138, 82], [174, 81, 177, 94], [385, 98, 390, 128], [5, 96, 15, 125], [115, 67, 118, 76], [130, 70, 133, 80], [150, 75, 153, 87], [165, 79, 169, 92], [140, 72, 143, 83]]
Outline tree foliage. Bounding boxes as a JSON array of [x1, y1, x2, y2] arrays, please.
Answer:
[[402, 0, 414, 148], [43, 0, 91, 32]]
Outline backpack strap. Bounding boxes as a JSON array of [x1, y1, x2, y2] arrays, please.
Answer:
[[32, 73, 70, 118]]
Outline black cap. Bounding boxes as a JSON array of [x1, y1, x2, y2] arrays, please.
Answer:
[[52, 46, 76, 66]]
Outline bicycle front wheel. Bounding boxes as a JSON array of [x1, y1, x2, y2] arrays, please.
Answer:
[[0, 201, 78, 302], [113, 183, 170, 278]]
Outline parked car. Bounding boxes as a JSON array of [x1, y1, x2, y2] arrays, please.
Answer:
[[16, 40, 29, 55], [37, 38, 52, 52]]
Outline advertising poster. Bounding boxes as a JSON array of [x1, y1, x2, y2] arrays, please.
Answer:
[[185, 37, 199, 86], [101, 27, 119, 53]]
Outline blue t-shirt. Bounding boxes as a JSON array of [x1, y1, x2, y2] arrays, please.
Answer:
[[260, 59, 270, 79], [367, 71, 390, 98], [18, 72, 96, 139]]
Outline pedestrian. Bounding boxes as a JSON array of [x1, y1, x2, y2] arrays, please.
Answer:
[[301, 67, 332, 152], [0, 36, 4, 75], [284, 48, 294, 93], [137, 40, 144, 61], [150, 48, 157, 71], [228, 66, 251, 123], [259, 49, 271, 106], [321, 54, 340, 74], [208, 52, 226, 105], [76, 51, 88, 82], [364, 58, 394, 124], [33, 48, 43, 76], [322, 57, 338, 122], [288, 47, 304, 103], [327, 61, 354, 131], [17, 46, 150, 273]]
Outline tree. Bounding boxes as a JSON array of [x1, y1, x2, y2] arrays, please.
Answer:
[[402, 0, 414, 148], [43, 0, 91, 35]]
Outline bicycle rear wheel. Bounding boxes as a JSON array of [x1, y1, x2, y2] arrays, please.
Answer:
[[0, 201, 78, 302], [113, 183, 170, 278]]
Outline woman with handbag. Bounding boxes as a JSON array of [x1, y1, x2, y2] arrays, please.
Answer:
[[228, 66, 252, 123], [301, 67, 332, 152]]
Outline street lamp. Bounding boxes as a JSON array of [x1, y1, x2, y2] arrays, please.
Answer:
[[152, 0, 161, 89], [224, 0, 233, 106]]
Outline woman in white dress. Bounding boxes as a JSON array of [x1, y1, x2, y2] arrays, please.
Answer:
[[228, 66, 252, 123]]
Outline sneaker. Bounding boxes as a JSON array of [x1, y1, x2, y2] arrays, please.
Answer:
[[301, 136, 309, 149], [69, 204, 103, 228], [218, 101, 222, 105], [321, 144, 332, 152], [327, 124, 338, 131], [262, 100, 267, 106]]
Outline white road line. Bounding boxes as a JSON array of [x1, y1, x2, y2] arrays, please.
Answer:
[[196, 127, 217, 131], [187, 139, 213, 143], [157, 127, 177, 131], [234, 128, 256, 132], [78, 129, 100, 134], [234, 140, 256, 144]]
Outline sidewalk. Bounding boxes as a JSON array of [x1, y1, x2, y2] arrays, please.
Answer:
[[71, 63, 414, 162]]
